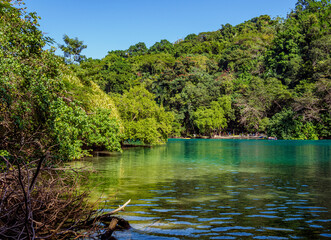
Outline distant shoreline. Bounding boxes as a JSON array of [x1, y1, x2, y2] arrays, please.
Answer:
[[172, 135, 267, 140], [212, 135, 266, 140]]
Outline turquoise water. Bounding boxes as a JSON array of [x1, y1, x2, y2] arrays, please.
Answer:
[[78, 139, 331, 239]]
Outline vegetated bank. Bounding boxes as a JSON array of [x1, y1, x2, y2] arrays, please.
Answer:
[[0, 1, 128, 239]]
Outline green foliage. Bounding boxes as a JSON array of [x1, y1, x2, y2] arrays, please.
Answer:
[[62, 75, 121, 119], [49, 100, 89, 159], [0, 150, 9, 157], [114, 86, 174, 145], [193, 101, 227, 136], [235, 76, 292, 132], [149, 39, 174, 54], [73, 54, 137, 94], [191, 96, 234, 136], [47, 79, 122, 160], [59, 34, 87, 63], [218, 95, 235, 121], [0, 1, 122, 163], [83, 0, 329, 139], [85, 109, 122, 152], [266, 0, 331, 87], [132, 53, 176, 76], [267, 108, 319, 140], [147, 57, 225, 132], [49, 99, 121, 159], [1, 0, 330, 158], [1, 1, 64, 160], [127, 42, 148, 56], [124, 118, 163, 145], [184, 33, 198, 41], [316, 113, 331, 138], [5, 0, 325, 142]]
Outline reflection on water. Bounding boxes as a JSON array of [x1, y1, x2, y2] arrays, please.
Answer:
[[73, 139, 331, 239]]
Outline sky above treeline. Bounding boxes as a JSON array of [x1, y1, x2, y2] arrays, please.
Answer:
[[25, 0, 298, 59]]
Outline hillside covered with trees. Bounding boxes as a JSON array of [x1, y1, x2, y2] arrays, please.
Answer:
[[74, 0, 330, 141]]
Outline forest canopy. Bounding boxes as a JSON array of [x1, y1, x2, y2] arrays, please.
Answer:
[[74, 0, 330, 140]]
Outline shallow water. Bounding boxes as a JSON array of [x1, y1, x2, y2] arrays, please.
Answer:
[[75, 139, 331, 239]]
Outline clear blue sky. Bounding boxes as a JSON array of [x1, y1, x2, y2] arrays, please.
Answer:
[[24, 0, 298, 59]]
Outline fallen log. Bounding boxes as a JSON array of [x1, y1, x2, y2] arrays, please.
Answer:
[[100, 218, 118, 240]]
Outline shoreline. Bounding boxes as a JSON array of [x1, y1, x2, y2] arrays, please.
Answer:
[[212, 135, 266, 140], [172, 135, 267, 140]]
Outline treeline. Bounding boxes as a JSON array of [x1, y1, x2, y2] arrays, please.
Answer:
[[72, 0, 330, 141]]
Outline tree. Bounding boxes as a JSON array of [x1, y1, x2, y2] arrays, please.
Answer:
[[193, 101, 227, 136], [59, 34, 87, 63], [70, 0, 331, 139], [266, 108, 318, 139], [149, 39, 174, 54], [127, 42, 148, 56], [0, 0, 64, 161], [184, 33, 198, 41], [98, 53, 136, 93], [0, 1, 121, 161], [0, 2, 122, 238], [114, 85, 174, 145]]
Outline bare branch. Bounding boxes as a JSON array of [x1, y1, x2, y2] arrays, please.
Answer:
[[109, 199, 131, 215]]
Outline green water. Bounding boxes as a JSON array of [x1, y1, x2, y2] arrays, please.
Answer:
[[76, 139, 331, 239]]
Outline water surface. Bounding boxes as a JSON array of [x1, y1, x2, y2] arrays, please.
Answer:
[[76, 139, 331, 239]]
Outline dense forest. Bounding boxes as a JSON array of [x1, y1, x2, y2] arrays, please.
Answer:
[[74, 0, 330, 142], [0, 0, 330, 238]]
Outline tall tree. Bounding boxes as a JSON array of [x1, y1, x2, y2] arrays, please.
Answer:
[[59, 34, 87, 63]]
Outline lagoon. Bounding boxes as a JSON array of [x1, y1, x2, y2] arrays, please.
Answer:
[[76, 139, 331, 239]]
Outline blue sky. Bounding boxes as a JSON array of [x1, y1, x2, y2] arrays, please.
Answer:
[[24, 0, 298, 59]]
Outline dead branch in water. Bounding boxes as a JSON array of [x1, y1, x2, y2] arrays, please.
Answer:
[[110, 199, 131, 214], [0, 125, 131, 239], [0, 158, 131, 240]]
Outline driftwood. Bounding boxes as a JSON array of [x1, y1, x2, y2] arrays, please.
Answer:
[[85, 199, 131, 226], [110, 199, 131, 214]]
